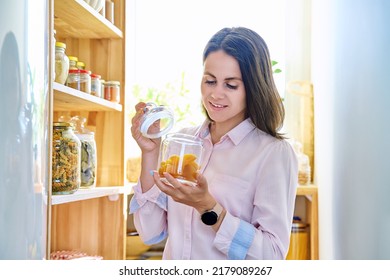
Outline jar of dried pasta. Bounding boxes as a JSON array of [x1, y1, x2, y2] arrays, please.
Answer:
[[52, 122, 81, 195]]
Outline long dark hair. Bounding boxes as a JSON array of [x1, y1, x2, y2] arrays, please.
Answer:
[[203, 27, 285, 139]]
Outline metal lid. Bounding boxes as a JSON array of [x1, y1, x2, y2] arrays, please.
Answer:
[[53, 122, 72, 128]]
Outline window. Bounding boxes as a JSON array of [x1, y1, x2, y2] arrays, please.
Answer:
[[126, 0, 286, 180]]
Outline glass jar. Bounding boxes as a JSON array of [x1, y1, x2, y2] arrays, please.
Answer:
[[158, 133, 203, 186], [55, 42, 69, 84], [286, 217, 309, 260], [105, 0, 114, 24], [100, 80, 105, 98], [66, 69, 91, 94], [298, 153, 311, 185], [77, 61, 85, 70], [292, 140, 311, 185], [140, 102, 174, 139], [52, 122, 81, 195], [104, 81, 120, 103], [90, 73, 102, 97], [68, 56, 78, 70], [77, 132, 97, 188]]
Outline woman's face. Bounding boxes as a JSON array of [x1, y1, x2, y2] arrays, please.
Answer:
[[201, 50, 246, 128]]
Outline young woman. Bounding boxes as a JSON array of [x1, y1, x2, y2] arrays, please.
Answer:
[[130, 27, 298, 260]]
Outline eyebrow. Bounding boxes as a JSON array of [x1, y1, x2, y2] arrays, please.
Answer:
[[203, 72, 242, 82]]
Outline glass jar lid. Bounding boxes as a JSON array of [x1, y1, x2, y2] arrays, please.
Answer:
[[53, 122, 72, 128], [140, 102, 174, 139]]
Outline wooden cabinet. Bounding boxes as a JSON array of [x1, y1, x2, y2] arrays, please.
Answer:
[[48, 0, 129, 260]]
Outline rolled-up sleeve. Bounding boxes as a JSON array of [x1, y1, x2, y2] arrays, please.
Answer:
[[129, 182, 168, 245]]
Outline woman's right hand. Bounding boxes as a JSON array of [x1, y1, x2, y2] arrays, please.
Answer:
[[131, 102, 161, 153]]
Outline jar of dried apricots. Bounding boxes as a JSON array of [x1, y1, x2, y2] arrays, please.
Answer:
[[52, 122, 81, 195], [158, 133, 203, 186]]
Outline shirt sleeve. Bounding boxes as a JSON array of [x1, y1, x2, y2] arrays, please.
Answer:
[[129, 181, 168, 245], [213, 140, 298, 259]]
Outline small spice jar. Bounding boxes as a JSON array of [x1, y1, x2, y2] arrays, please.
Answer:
[[100, 80, 105, 98], [90, 73, 102, 97], [52, 122, 81, 195], [77, 61, 86, 70], [55, 42, 69, 84], [68, 56, 78, 70], [104, 80, 120, 103], [66, 69, 91, 94]]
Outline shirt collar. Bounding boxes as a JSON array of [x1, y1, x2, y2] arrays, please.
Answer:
[[197, 118, 256, 146]]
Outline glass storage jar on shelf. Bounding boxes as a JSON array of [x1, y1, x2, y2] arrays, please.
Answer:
[[104, 80, 120, 103], [77, 132, 97, 188], [52, 122, 81, 195], [90, 73, 102, 97], [69, 116, 97, 189], [68, 56, 78, 70], [77, 61, 85, 70], [66, 69, 91, 94], [292, 139, 311, 185], [55, 42, 69, 84]]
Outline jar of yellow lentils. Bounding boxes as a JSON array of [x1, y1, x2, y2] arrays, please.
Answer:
[[52, 122, 81, 195]]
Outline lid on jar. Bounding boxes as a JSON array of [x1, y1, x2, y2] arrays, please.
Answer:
[[55, 42, 66, 49], [105, 81, 120, 86], [91, 73, 101, 79], [53, 122, 73, 128], [140, 102, 174, 139], [77, 61, 85, 69], [69, 69, 81, 74], [68, 56, 78, 62], [80, 69, 91, 75]]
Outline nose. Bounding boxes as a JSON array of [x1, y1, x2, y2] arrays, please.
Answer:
[[210, 84, 225, 99]]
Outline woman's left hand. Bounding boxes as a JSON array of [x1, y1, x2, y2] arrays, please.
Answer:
[[151, 171, 216, 213]]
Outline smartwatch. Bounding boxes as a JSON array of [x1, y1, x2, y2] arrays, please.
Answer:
[[200, 202, 223, 226]]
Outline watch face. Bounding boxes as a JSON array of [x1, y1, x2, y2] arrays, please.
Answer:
[[201, 211, 218, 225]]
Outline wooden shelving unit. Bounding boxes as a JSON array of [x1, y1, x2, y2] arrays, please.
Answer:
[[48, 0, 128, 260], [296, 184, 318, 260]]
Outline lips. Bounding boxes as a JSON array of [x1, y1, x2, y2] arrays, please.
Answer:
[[209, 101, 227, 109]]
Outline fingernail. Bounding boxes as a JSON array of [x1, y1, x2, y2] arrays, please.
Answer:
[[149, 170, 154, 176]]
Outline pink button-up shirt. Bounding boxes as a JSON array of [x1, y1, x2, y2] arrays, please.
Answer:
[[130, 118, 298, 260]]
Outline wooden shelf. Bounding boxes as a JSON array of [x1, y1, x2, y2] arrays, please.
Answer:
[[51, 186, 132, 205], [297, 184, 317, 196], [54, 0, 122, 39], [54, 82, 122, 112]]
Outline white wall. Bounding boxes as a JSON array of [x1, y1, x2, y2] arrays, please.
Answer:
[[312, 0, 390, 259]]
